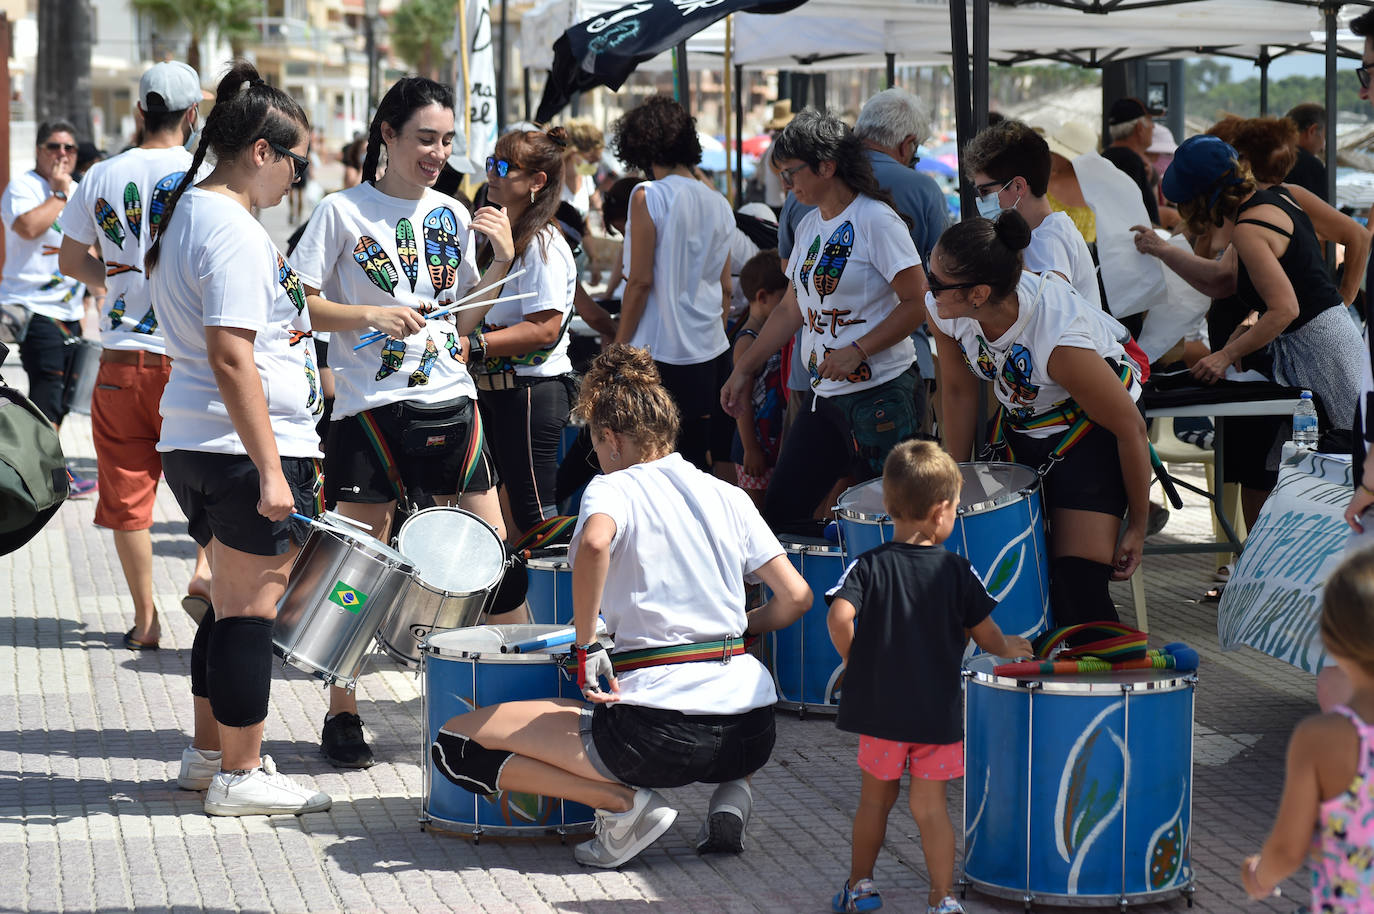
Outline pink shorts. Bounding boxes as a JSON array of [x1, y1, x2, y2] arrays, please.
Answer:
[[858, 735, 964, 781]]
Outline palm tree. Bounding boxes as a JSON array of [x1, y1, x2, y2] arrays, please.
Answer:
[[35, 0, 93, 138], [130, 0, 259, 74], [390, 0, 456, 82]]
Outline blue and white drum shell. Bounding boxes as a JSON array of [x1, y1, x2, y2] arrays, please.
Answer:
[[420, 624, 595, 837], [962, 654, 1196, 905], [835, 462, 1051, 643], [525, 548, 572, 627], [765, 537, 845, 715]]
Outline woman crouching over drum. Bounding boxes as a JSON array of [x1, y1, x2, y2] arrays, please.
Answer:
[[431, 344, 811, 868], [927, 212, 1150, 629]]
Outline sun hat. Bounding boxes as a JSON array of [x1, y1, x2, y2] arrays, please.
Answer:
[[1161, 134, 1243, 206], [765, 100, 795, 132], [1033, 120, 1098, 161], [1147, 123, 1178, 156]]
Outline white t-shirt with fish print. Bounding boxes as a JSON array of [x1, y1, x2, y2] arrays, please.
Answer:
[[291, 182, 481, 418], [788, 193, 919, 398], [58, 145, 194, 354], [152, 187, 322, 458], [0, 170, 83, 320]]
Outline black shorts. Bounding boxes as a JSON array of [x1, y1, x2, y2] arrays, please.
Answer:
[[579, 702, 775, 788], [324, 397, 495, 506], [162, 451, 319, 556], [18, 314, 84, 425], [1005, 421, 1129, 518]]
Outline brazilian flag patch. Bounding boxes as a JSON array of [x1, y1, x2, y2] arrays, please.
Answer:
[[328, 582, 368, 613]]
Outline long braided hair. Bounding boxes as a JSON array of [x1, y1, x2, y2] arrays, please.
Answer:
[[360, 77, 455, 187], [145, 60, 308, 273]]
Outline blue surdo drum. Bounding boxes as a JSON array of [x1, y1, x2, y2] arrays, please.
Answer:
[[765, 535, 846, 717], [961, 654, 1196, 907], [835, 462, 1051, 644], [524, 547, 572, 627], [420, 624, 595, 839]]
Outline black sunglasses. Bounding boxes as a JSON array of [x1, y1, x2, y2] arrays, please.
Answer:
[[44, 142, 77, 154], [927, 272, 984, 294], [486, 156, 517, 178], [268, 141, 308, 184], [1359, 64, 1372, 90]]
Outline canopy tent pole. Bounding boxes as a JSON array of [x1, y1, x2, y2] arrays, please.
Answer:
[[1323, 1, 1338, 270], [973, 0, 989, 131], [725, 15, 734, 205], [523, 67, 531, 121], [735, 64, 745, 208], [674, 41, 691, 113], [949, 0, 975, 219], [497, 0, 508, 129], [1258, 45, 1271, 115], [886, 53, 896, 89]]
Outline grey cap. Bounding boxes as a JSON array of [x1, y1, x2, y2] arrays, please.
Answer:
[[139, 62, 202, 113]]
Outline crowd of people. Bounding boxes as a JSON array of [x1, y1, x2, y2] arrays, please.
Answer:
[[6, 18, 1374, 909]]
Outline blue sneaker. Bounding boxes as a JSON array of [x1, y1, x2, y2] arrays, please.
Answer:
[[66, 467, 97, 499], [927, 896, 965, 914], [833, 878, 882, 912]]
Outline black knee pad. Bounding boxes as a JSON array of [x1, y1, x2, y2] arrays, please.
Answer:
[[1049, 556, 1120, 635], [431, 729, 513, 795], [489, 551, 528, 616], [207, 616, 274, 727], [189, 604, 216, 699]]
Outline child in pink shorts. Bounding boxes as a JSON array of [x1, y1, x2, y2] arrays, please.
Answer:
[[826, 441, 1032, 914]]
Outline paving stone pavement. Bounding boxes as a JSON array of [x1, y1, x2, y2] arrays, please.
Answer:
[[0, 204, 1317, 913]]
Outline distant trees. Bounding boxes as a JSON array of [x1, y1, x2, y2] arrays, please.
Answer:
[[1184, 59, 1372, 122], [130, 0, 258, 74], [390, 0, 456, 82]]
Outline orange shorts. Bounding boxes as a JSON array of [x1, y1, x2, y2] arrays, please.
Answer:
[[858, 735, 964, 782], [91, 358, 170, 530]]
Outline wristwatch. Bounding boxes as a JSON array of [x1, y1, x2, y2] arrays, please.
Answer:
[[52, 191, 67, 202], [467, 329, 486, 363]]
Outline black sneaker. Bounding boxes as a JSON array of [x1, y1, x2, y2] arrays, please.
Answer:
[[320, 712, 375, 769]]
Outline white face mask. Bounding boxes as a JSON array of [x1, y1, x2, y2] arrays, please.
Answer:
[[974, 181, 1021, 220]]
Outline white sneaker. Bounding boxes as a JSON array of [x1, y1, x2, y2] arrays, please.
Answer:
[[203, 755, 332, 817], [695, 778, 751, 853], [574, 788, 677, 868], [177, 745, 222, 791]]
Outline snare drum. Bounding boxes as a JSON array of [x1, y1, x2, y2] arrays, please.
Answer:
[[380, 507, 509, 667], [274, 516, 415, 689], [420, 624, 595, 838], [962, 654, 1196, 906], [766, 536, 845, 716], [836, 462, 1051, 642], [525, 547, 572, 626]]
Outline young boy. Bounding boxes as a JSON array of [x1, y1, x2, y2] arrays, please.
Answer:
[[825, 441, 1033, 914], [730, 250, 789, 508]]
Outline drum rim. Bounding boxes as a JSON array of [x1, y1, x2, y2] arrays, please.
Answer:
[[779, 536, 843, 555], [963, 661, 1197, 693], [396, 505, 508, 592], [836, 461, 1040, 522], [309, 522, 414, 569]]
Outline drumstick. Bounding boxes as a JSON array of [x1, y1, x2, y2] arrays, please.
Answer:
[[352, 292, 538, 350], [502, 628, 577, 654], [353, 267, 528, 346], [993, 644, 1199, 677]]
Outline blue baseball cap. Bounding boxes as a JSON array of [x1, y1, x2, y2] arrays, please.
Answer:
[[1161, 134, 1243, 206]]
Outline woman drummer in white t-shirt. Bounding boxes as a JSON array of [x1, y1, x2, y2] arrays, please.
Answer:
[[430, 344, 811, 869], [926, 211, 1152, 634]]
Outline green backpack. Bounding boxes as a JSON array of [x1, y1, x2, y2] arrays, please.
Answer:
[[0, 340, 68, 554]]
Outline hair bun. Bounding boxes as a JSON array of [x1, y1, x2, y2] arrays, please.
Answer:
[[545, 125, 570, 148], [992, 209, 1032, 253]]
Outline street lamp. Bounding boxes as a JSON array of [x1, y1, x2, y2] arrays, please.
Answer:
[[364, 0, 379, 120]]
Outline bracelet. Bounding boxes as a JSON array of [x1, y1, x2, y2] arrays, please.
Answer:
[[1360, 482, 1374, 497], [491, 257, 513, 265], [575, 641, 604, 654], [851, 339, 870, 360], [737, 328, 759, 340]]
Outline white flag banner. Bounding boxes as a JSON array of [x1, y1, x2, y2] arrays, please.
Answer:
[[453, 0, 497, 175]]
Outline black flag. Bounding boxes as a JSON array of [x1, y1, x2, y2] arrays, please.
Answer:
[[537, 0, 809, 122]]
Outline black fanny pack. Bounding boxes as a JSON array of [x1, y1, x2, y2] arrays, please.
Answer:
[[377, 396, 472, 457]]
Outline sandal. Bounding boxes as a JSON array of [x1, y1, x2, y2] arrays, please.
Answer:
[[181, 594, 212, 625], [123, 628, 160, 651], [1203, 581, 1227, 603]]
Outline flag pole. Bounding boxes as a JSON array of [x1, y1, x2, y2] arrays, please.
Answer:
[[457, 0, 472, 194], [724, 14, 733, 206]]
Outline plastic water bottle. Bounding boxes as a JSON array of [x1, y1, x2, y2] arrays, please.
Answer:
[[1292, 391, 1319, 449]]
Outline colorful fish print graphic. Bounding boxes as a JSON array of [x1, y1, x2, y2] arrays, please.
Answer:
[[821, 344, 872, 383], [304, 346, 321, 415], [395, 219, 420, 292], [352, 235, 400, 296], [107, 293, 126, 328], [276, 254, 306, 313], [94, 197, 125, 248], [443, 332, 464, 362], [105, 261, 142, 278], [999, 342, 1039, 409], [798, 236, 821, 290], [376, 338, 406, 381], [131, 306, 158, 335], [39, 273, 67, 291], [807, 348, 820, 387], [422, 206, 462, 292], [975, 335, 995, 379], [40, 245, 61, 257], [408, 338, 438, 387], [148, 171, 185, 242], [1146, 787, 1188, 890], [123, 182, 143, 242], [813, 221, 854, 302], [288, 329, 313, 346]]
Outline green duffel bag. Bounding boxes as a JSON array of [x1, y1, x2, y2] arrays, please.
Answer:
[[0, 340, 68, 554]]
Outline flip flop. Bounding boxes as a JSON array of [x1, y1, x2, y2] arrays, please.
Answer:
[[1203, 581, 1227, 603], [181, 594, 212, 625], [123, 628, 160, 651]]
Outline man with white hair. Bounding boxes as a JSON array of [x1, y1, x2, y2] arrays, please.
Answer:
[[1101, 97, 1161, 227]]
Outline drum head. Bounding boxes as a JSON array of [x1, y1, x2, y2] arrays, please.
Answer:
[[314, 518, 412, 567], [958, 462, 1039, 516], [396, 507, 506, 594], [423, 623, 572, 658], [836, 479, 886, 520]]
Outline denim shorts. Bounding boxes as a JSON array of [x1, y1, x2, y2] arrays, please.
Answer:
[[579, 702, 776, 788]]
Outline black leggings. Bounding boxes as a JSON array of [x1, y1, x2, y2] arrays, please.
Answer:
[[656, 352, 732, 471], [477, 375, 572, 534]]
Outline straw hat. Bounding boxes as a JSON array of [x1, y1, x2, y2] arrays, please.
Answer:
[[1033, 119, 1099, 161], [765, 100, 794, 132], [1147, 123, 1178, 156]]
